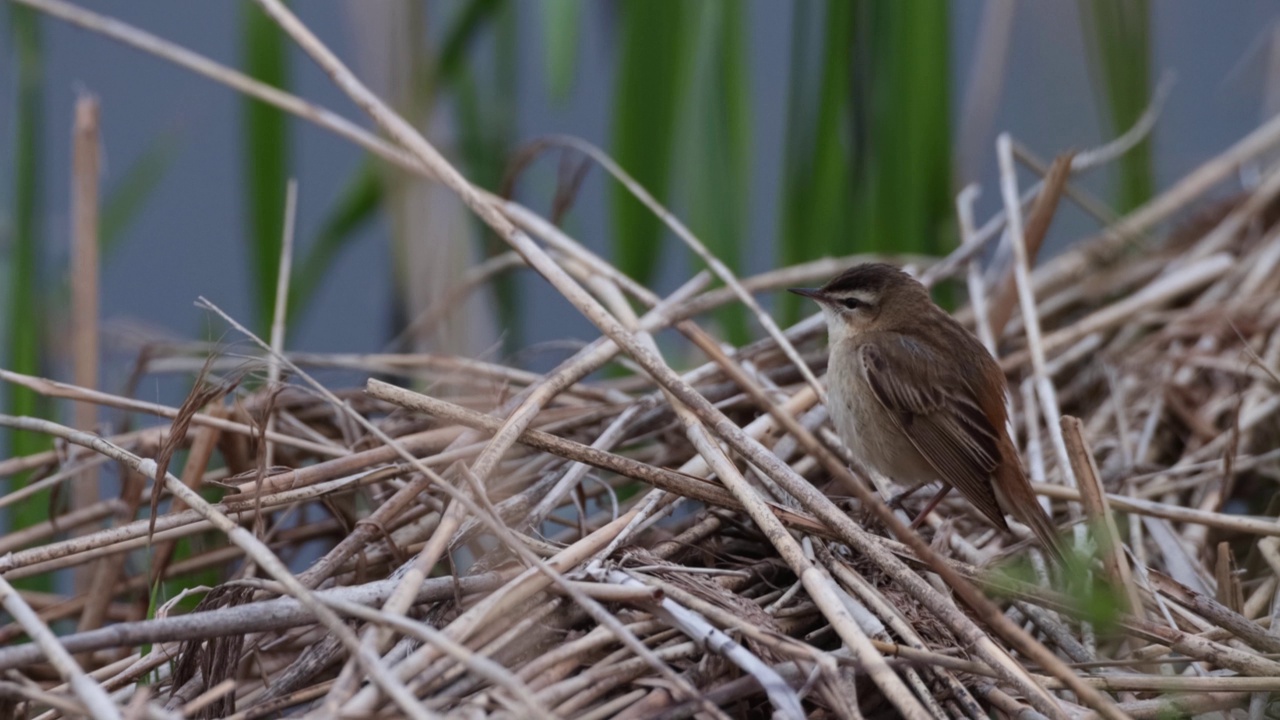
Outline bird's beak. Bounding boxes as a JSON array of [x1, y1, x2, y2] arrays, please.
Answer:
[[788, 287, 826, 302]]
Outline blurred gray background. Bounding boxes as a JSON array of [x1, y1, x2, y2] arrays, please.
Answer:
[[1, 0, 1278, 399]]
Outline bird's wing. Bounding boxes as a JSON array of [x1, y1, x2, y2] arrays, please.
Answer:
[[858, 337, 1008, 529]]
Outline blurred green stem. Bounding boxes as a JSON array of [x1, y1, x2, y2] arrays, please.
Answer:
[[241, 0, 291, 335], [778, 0, 855, 322], [5, 4, 52, 589], [858, 1, 951, 255], [778, 1, 952, 320], [1080, 0, 1153, 213], [686, 2, 751, 344], [610, 0, 694, 286]]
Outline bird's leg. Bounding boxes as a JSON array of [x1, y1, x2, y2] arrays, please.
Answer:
[[886, 483, 929, 510], [908, 485, 953, 530]]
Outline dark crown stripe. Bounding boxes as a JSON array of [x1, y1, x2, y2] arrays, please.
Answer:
[[820, 263, 915, 296]]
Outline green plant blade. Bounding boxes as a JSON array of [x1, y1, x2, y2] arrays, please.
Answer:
[[1080, 0, 1153, 213], [439, 0, 504, 84], [685, 1, 751, 344], [241, 1, 291, 335], [541, 0, 582, 101], [610, 0, 694, 286], [777, 1, 953, 321], [5, 3, 52, 591], [777, 0, 856, 322], [859, 1, 951, 256]]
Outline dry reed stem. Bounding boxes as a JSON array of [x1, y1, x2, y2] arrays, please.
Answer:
[[0, 417, 432, 720], [593, 568, 805, 719], [264, 178, 298, 470], [0, 573, 510, 671], [1013, 141, 1118, 228], [987, 151, 1073, 340], [69, 94, 102, 603], [0, 369, 345, 457], [192, 296, 722, 716], [1062, 416, 1143, 616], [531, 136, 826, 403], [924, 78, 1168, 289], [0, 575, 119, 720], [997, 134, 1079, 496]]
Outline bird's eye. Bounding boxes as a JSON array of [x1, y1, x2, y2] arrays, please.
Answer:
[[840, 297, 863, 310]]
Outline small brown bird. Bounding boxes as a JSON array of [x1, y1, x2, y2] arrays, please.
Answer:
[[791, 263, 1064, 562]]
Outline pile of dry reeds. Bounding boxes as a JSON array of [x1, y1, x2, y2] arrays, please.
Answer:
[[4, 2, 1280, 719]]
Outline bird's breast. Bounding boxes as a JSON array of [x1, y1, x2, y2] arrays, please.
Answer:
[[827, 342, 936, 486]]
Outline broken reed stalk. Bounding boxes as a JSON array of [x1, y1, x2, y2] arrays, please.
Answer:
[[69, 94, 102, 605]]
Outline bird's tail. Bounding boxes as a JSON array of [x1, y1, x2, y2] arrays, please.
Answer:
[[995, 459, 1068, 565]]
